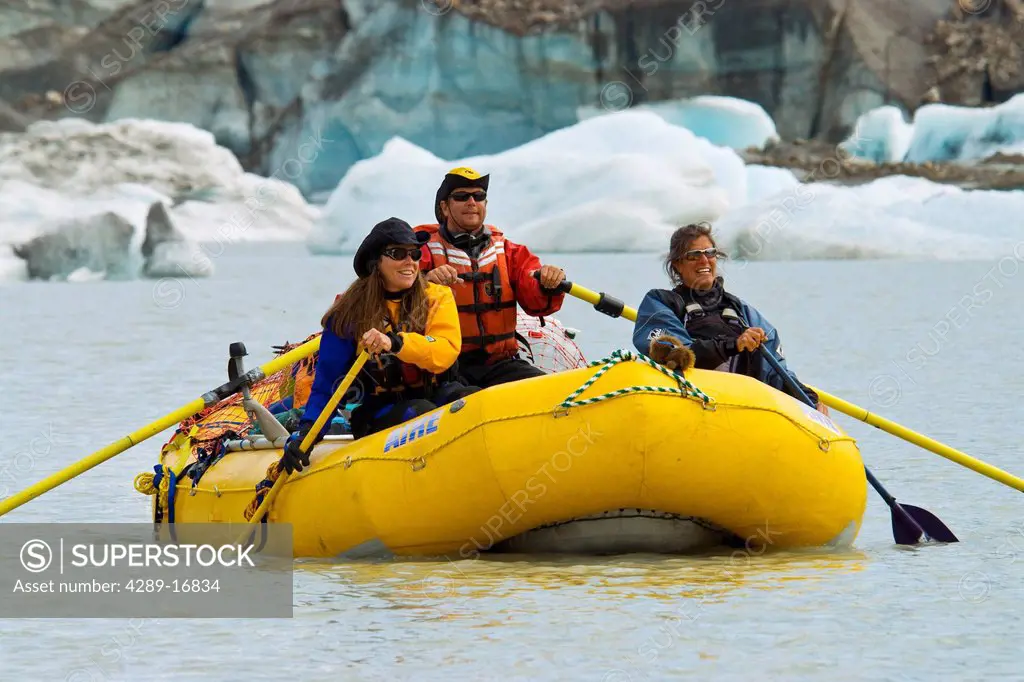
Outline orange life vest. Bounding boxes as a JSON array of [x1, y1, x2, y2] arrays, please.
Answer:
[[416, 224, 519, 360]]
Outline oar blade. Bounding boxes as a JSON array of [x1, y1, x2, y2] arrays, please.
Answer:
[[901, 504, 960, 543], [891, 506, 924, 545]]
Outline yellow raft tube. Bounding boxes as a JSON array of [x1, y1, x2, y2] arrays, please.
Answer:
[[148, 351, 867, 558]]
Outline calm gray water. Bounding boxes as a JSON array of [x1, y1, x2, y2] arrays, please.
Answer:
[[2, 245, 1022, 681]]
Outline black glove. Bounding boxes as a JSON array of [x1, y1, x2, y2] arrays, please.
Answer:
[[280, 423, 314, 474]]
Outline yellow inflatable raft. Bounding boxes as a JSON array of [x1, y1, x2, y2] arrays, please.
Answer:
[[144, 349, 867, 557]]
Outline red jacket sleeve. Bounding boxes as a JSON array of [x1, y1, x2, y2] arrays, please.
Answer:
[[505, 239, 565, 316]]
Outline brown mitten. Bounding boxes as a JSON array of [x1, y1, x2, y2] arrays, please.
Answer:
[[648, 335, 696, 373]]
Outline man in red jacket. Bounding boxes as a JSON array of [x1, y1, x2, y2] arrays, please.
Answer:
[[415, 166, 567, 388]]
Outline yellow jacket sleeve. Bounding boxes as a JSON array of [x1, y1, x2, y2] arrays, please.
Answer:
[[395, 282, 462, 373]]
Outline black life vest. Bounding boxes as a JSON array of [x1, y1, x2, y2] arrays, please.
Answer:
[[655, 283, 761, 375], [677, 297, 747, 340], [360, 317, 431, 396], [664, 283, 747, 338]]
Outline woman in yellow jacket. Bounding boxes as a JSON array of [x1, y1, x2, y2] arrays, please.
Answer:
[[281, 217, 477, 473]]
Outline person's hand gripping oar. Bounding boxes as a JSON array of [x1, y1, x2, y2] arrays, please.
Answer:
[[234, 350, 369, 546]]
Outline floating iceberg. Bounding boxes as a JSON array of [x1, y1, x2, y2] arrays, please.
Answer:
[[314, 107, 1024, 261], [839, 106, 915, 164], [311, 110, 747, 254], [578, 95, 780, 151], [6, 100, 1019, 279], [0, 118, 319, 282], [842, 94, 1024, 164], [906, 94, 1024, 163], [715, 174, 1024, 261]]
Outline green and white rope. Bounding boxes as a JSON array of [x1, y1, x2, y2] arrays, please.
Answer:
[[559, 349, 714, 409]]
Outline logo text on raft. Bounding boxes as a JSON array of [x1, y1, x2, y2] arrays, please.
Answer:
[[383, 413, 441, 452]]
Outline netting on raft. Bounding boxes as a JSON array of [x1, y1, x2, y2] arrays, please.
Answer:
[[160, 312, 588, 474], [515, 313, 587, 374]]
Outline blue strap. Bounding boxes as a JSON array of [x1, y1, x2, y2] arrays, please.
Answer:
[[166, 469, 178, 525]]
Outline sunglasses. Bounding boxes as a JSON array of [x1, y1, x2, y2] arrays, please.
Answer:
[[381, 246, 423, 261], [449, 190, 487, 202], [682, 247, 721, 261]]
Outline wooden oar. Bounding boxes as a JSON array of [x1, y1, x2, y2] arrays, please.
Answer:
[[543, 275, 962, 544], [0, 336, 322, 519], [235, 350, 369, 545]]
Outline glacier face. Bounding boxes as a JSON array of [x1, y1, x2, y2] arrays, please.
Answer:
[[1, 0, 899, 198]]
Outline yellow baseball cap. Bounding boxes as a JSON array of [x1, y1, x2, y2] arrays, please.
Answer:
[[435, 166, 490, 223]]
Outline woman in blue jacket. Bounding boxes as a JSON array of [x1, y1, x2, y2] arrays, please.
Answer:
[[632, 222, 827, 413], [281, 217, 478, 474]]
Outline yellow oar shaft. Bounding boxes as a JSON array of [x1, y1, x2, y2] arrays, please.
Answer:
[[0, 337, 322, 518], [0, 399, 205, 516], [566, 283, 639, 322], [561, 279, 1024, 495], [236, 351, 370, 543], [812, 386, 1024, 493]]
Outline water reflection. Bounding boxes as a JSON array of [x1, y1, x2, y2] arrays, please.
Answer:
[[293, 547, 869, 614]]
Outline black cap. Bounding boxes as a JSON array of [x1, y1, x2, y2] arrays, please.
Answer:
[[434, 166, 489, 224], [353, 217, 430, 278]]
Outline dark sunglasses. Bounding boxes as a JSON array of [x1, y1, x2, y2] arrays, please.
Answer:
[[682, 247, 721, 261], [381, 246, 423, 261], [449, 190, 487, 203]]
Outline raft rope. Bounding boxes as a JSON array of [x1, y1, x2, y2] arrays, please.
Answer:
[[175, 348, 854, 509], [559, 349, 714, 409], [243, 461, 283, 523], [134, 426, 198, 527], [133, 465, 178, 524], [559, 349, 854, 452]]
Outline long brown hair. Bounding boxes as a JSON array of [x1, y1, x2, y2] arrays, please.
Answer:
[[321, 267, 431, 340]]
